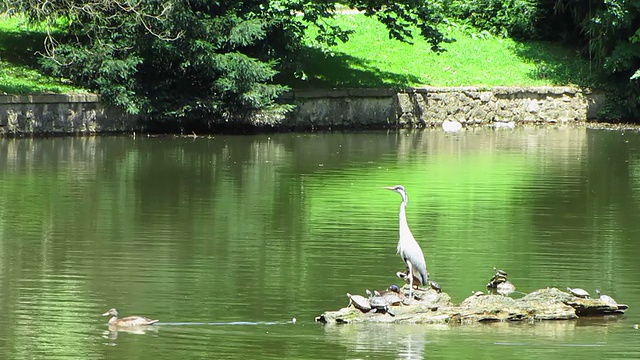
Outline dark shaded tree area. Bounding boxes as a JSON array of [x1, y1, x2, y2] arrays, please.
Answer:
[[2, 0, 447, 130]]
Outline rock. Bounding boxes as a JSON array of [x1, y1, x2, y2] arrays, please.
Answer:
[[315, 287, 628, 325]]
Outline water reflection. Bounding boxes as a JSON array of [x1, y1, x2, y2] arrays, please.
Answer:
[[104, 324, 160, 341], [323, 319, 627, 359], [323, 323, 431, 359], [1, 128, 640, 360]]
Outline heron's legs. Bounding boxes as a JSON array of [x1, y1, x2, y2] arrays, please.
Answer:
[[406, 260, 414, 300]]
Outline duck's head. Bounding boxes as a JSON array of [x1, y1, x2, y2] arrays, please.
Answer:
[[102, 308, 119, 317]]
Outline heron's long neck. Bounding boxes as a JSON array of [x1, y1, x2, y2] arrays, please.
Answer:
[[398, 200, 412, 244]]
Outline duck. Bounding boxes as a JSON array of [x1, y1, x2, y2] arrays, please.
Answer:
[[102, 308, 159, 326]]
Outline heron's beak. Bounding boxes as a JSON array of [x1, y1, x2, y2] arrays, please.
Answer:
[[382, 186, 396, 191]]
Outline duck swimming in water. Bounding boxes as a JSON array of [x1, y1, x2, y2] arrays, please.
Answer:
[[102, 308, 159, 326]]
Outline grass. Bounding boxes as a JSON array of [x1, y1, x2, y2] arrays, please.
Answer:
[[0, 13, 599, 94], [284, 14, 599, 89], [0, 15, 86, 94]]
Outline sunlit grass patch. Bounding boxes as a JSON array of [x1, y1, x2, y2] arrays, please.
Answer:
[[290, 14, 597, 89], [0, 14, 87, 94]]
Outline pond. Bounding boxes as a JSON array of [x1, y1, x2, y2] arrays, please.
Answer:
[[0, 127, 639, 359]]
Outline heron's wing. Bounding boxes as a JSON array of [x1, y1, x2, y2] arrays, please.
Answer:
[[402, 236, 428, 284]]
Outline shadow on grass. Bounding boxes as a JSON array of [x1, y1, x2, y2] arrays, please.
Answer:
[[0, 27, 82, 94], [511, 41, 602, 87], [278, 45, 424, 89], [0, 27, 46, 67]]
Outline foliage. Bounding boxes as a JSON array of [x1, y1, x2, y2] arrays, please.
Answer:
[[532, 0, 640, 119], [347, 0, 449, 51], [438, 0, 640, 120], [585, 1, 640, 118], [2, 0, 448, 127], [442, 0, 540, 39]]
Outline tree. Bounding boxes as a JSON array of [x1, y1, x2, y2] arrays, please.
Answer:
[[441, 0, 539, 39], [7, 0, 447, 129], [533, 0, 640, 119], [440, 0, 640, 120]]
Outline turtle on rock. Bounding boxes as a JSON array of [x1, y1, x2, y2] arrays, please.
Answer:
[[567, 287, 590, 299], [347, 293, 371, 312], [379, 285, 406, 305], [595, 289, 617, 307], [488, 276, 516, 296], [493, 268, 508, 277], [428, 280, 442, 293], [366, 289, 396, 316]]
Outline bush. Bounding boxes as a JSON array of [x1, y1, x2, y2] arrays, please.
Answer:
[[443, 0, 539, 39]]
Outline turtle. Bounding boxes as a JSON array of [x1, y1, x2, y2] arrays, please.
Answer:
[[594, 289, 617, 307], [472, 290, 485, 296], [379, 285, 406, 305], [428, 280, 442, 293], [567, 287, 590, 299], [366, 289, 396, 316], [379, 284, 401, 296], [487, 275, 509, 289], [347, 293, 371, 312], [493, 268, 508, 277]]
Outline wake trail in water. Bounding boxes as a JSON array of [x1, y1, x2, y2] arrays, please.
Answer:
[[156, 320, 296, 326]]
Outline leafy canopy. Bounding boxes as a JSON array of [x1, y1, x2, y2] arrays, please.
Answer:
[[5, 0, 447, 127]]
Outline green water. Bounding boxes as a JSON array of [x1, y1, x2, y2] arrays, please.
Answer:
[[1, 128, 639, 359]]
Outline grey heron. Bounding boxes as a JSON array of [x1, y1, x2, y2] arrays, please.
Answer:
[[384, 185, 428, 300]]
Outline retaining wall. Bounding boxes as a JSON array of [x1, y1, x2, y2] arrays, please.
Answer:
[[280, 86, 604, 128], [0, 93, 138, 136], [0, 87, 604, 135]]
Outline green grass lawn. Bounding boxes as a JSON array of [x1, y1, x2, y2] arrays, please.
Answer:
[[287, 14, 599, 88], [0, 13, 598, 95], [0, 15, 86, 94]]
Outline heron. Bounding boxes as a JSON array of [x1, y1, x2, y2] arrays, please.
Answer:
[[384, 185, 428, 300]]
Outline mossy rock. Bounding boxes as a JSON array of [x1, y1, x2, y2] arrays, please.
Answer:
[[316, 287, 627, 325]]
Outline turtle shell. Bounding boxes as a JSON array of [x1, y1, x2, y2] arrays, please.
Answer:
[[428, 281, 442, 293], [494, 269, 508, 277], [595, 289, 617, 306], [347, 293, 371, 312], [567, 287, 590, 298], [381, 293, 403, 305], [368, 295, 390, 308]]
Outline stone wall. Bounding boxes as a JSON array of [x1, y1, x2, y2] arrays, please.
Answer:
[[0, 94, 138, 136], [0, 87, 604, 135], [280, 86, 604, 128]]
